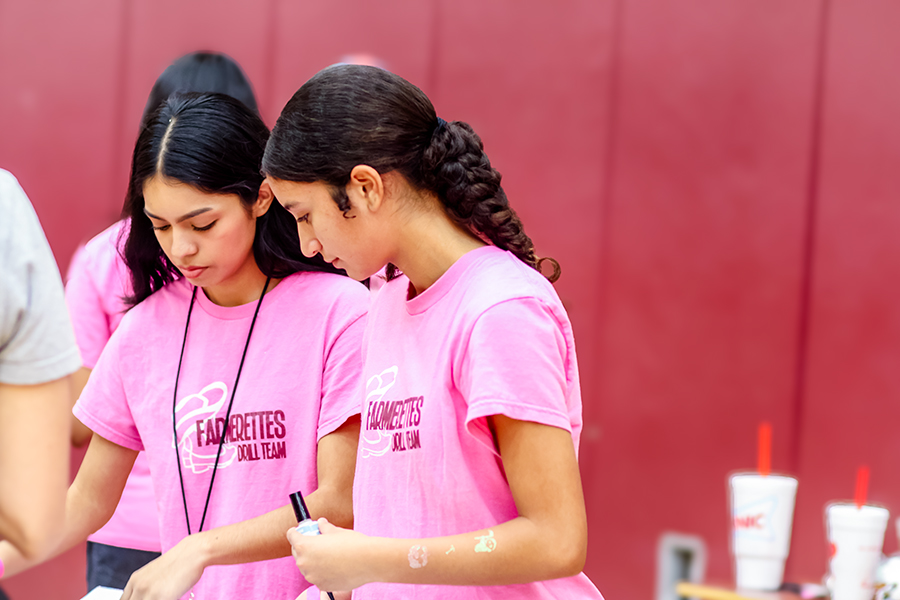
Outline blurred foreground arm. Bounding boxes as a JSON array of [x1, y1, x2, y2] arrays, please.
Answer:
[[0, 169, 82, 559], [0, 378, 71, 559]]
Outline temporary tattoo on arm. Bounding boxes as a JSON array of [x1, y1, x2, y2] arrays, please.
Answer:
[[474, 529, 497, 553], [408, 545, 429, 568], [445, 545, 455, 554]]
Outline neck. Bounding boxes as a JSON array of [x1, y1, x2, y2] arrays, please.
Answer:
[[390, 208, 485, 297], [201, 261, 278, 307]]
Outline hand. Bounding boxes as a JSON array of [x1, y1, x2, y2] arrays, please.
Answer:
[[287, 518, 370, 592], [121, 536, 206, 600]]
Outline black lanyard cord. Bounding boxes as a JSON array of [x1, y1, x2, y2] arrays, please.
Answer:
[[171, 277, 272, 536]]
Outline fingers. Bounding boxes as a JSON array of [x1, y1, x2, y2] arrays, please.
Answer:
[[317, 517, 338, 534], [287, 526, 301, 544]]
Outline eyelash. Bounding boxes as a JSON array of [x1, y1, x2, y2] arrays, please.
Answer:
[[151, 221, 216, 232], [296, 215, 309, 224]]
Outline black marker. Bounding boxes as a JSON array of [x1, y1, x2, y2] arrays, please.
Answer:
[[290, 491, 336, 600]]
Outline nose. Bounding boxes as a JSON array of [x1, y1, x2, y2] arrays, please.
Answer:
[[298, 228, 322, 259], [170, 228, 199, 260]]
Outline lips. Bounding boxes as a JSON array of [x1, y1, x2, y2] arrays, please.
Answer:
[[179, 265, 207, 279]]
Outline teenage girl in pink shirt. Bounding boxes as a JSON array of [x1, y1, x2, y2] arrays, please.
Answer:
[[65, 50, 262, 593], [264, 65, 604, 599], [0, 93, 367, 600]]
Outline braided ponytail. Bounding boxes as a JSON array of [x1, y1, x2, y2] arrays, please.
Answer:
[[421, 120, 559, 281], [263, 64, 560, 282]]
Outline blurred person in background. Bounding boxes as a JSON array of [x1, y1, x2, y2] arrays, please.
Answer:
[[0, 169, 81, 591], [64, 51, 260, 591]]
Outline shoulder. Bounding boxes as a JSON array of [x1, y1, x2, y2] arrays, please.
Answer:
[[275, 271, 369, 310], [0, 170, 39, 238], [67, 219, 129, 286], [115, 277, 192, 334], [80, 219, 129, 263], [461, 246, 563, 316], [0, 169, 25, 202]]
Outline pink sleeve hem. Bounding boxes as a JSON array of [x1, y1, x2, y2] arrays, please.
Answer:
[[316, 404, 362, 442], [466, 399, 572, 433], [73, 403, 144, 451]]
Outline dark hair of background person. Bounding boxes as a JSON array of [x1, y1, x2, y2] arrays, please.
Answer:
[[261, 64, 559, 282], [123, 93, 341, 306], [142, 51, 259, 119]]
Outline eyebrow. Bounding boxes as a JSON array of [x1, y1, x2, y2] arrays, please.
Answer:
[[144, 207, 213, 223], [280, 202, 297, 212]]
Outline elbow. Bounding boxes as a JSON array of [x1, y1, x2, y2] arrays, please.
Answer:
[[315, 484, 354, 530], [549, 543, 586, 579], [542, 527, 587, 580], [3, 519, 61, 562]]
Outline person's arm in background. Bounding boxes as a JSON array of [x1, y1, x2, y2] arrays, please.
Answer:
[[70, 368, 93, 446], [0, 169, 82, 560], [64, 237, 120, 447]]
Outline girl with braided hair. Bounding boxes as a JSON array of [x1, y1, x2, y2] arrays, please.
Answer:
[[264, 64, 603, 599]]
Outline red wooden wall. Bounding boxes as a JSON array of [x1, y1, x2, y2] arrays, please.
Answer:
[[2, 1, 899, 599]]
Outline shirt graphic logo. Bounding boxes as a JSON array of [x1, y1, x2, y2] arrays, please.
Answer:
[[174, 382, 236, 474], [361, 366, 424, 458], [174, 381, 289, 473]]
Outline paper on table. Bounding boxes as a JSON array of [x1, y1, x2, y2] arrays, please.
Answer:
[[80, 586, 124, 600]]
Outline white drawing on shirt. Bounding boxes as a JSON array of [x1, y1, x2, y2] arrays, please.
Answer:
[[446, 545, 456, 555], [173, 381, 238, 474], [360, 366, 398, 459], [474, 530, 497, 553]]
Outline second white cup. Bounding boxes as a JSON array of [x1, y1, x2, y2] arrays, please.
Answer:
[[827, 503, 889, 600]]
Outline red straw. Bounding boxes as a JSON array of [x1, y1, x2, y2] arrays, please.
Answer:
[[855, 465, 870, 509], [758, 422, 772, 477]]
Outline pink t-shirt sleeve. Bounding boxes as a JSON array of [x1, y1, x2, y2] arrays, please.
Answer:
[[460, 297, 573, 445], [318, 311, 367, 440], [73, 326, 143, 451], [65, 244, 113, 369]]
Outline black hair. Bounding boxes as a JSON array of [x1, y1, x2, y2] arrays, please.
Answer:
[[262, 64, 559, 282], [143, 51, 259, 120], [123, 92, 340, 306]]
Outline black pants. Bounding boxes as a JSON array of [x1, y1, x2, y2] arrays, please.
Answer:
[[86, 541, 161, 591]]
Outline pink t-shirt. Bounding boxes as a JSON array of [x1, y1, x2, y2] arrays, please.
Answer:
[[74, 271, 367, 599], [66, 219, 160, 551], [353, 246, 603, 599]]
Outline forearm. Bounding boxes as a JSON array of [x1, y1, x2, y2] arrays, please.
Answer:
[[0, 433, 136, 578], [0, 461, 123, 576], [192, 474, 353, 568], [190, 504, 296, 568], [353, 516, 585, 587]]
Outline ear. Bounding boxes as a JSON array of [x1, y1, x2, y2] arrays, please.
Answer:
[[253, 180, 276, 217], [346, 165, 385, 214]]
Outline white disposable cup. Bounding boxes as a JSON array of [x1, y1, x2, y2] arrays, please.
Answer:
[[827, 503, 889, 600], [729, 473, 798, 591]]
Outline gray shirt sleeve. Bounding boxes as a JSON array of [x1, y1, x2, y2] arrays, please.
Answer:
[[0, 169, 81, 384]]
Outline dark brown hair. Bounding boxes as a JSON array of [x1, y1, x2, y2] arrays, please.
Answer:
[[262, 64, 558, 282], [123, 93, 340, 306]]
